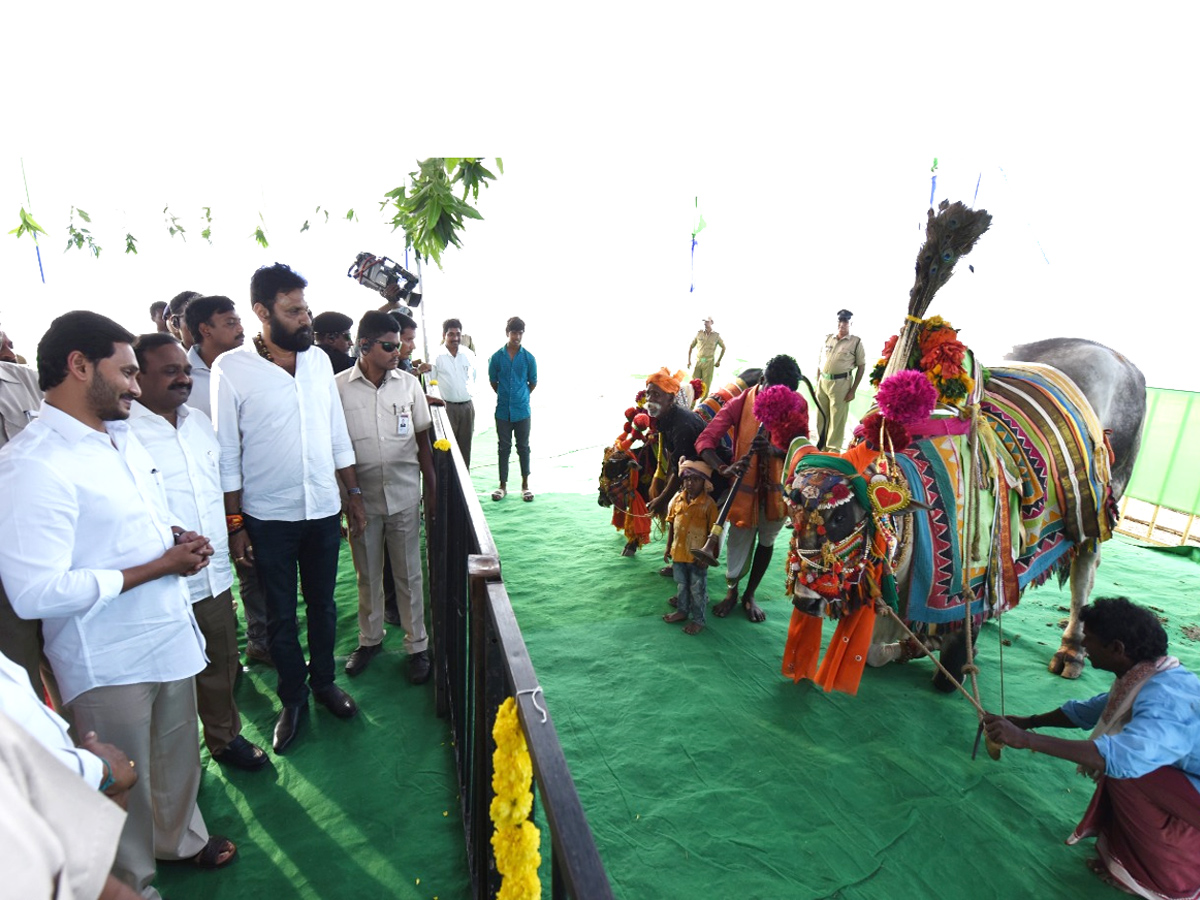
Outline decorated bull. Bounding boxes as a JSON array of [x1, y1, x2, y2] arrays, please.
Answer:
[[779, 333, 1145, 695], [597, 396, 658, 556]]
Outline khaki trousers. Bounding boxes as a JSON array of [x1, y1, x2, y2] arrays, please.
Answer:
[[817, 375, 854, 451], [67, 678, 209, 898], [349, 506, 428, 653]]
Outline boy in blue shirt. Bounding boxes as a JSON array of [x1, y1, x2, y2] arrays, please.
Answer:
[[488, 317, 537, 502]]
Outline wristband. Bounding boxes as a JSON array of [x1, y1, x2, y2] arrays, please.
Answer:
[[226, 514, 244, 533], [347, 487, 363, 496], [99, 759, 116, 793]]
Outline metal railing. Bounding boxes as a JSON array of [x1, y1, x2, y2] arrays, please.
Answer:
[[425, 405, 614, 900]]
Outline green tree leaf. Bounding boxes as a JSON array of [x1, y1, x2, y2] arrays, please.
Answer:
[[300, 220, 310, 233], [495, 157, 503, 174], [253, 226, 269, 248], [77, 208, 91, 223], [125, 233, 139, 254], [345, 208, 357, 222], [9, 207, 48, 240]]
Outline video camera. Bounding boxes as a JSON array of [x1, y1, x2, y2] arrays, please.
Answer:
[[347, 252, 422, 307]]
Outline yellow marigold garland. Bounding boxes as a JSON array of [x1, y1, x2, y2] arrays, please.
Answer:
[[490, 697, 541, 899], [433, 438, 451, 452]]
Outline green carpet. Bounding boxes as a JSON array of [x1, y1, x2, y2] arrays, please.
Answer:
[[157, 465, 1200, 899], [489, 492, 1200, 899], [156, 546, 470, 900]]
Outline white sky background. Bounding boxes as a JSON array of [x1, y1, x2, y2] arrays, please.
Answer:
[[1, 2, 1196, 406]]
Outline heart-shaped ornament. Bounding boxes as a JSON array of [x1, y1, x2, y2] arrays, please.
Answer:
[[869, 479, 911, 514]]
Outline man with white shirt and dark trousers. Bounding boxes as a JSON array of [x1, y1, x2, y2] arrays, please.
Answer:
[[432, 317, 477, 467], [130, 333, 267, 772], [212, 263, 367, 754], [0, 311, 236, 898], [183, 295, 273, 668]]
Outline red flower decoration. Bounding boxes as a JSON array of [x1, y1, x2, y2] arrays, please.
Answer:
[[830, 483, 850, 501]]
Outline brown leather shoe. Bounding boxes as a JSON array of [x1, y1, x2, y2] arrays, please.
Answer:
[[245, 644, 275, 668]]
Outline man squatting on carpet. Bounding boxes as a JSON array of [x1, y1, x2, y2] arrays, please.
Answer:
[[984, 596, 1200, 899]]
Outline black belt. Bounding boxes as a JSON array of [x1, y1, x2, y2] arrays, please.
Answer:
[[822, 372, 850, 380], [445, 400, 473, 405]]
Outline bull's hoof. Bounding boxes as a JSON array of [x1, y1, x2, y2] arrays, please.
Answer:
[[1049, 648, 1085, 679], [620, 541, 638, 557], [934, 630, 971, 694]]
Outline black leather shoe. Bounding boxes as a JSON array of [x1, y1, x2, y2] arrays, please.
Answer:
[[312, 684, 359, 719], [345, 643, 383, 677], [213, 735, 270, 771], [408, 650, 431, 685], [273, 705, 307, 754]]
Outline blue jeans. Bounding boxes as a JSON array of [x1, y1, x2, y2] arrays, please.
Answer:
[[496, 415, 531, 484], [243, 514, 342, 707], [673, 562, 709, 626]]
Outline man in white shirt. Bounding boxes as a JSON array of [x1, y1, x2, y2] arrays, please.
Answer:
[[212, 263, 367, 754], [0, 360, 51, 697], [182, 296, 273, 668], [182, 295, 245, 420], [338, 312, 436, 683], [0, 311, 235, 898], [432, 316, 477, 467], [130, 334, 267, 772]]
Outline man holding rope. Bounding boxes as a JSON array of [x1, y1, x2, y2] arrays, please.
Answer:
[[984, 597, 1200, 899]]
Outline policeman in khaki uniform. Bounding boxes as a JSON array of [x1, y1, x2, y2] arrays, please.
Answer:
[[816, 308, 866, 452]]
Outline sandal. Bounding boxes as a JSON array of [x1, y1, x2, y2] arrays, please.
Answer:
[[522, 489, 534, 502], [491, 488, 506, 501], [191, 836, 238, 869]]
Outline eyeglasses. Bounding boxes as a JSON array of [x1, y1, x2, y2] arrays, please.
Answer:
[[170, 315, 183, 326], [373, 340, 401, 352]]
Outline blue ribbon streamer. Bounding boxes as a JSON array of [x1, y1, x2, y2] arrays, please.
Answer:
[[36, 245, 44, 283], [929, 175, 937, 207], [973, 172, 982, 206], [690, 236, 697, 292]]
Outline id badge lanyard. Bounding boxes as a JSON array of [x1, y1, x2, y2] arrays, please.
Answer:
[[394, 403, 411, 436]]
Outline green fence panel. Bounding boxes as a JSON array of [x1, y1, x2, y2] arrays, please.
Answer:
[[1125, 388, 1200, 513]]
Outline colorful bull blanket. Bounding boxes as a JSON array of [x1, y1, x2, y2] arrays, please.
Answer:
[[896, 362, 1115, 633]]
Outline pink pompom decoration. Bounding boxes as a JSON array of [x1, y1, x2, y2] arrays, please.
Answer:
[[876, 370, 938, 426], [633, 413, 651, 430], [754, 384, 805, 433]]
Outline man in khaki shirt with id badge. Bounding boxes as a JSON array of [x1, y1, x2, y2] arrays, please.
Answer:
[[816, 308, 866, 452], [336, 311, 437, 684]]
